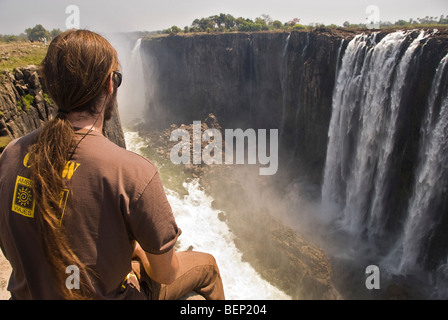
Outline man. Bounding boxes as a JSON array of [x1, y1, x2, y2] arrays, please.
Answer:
[[0, 29, 224, 300]]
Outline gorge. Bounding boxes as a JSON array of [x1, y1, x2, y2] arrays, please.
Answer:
[[134, 28, 448, 298]]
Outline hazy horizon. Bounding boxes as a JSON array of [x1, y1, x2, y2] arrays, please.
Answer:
[[0, 0, 447, 35]]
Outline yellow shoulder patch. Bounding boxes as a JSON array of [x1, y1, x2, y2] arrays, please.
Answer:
[[11, 175, 35, 218]]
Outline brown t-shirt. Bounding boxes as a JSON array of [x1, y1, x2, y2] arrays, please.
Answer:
[[0, 128, 181, 299]]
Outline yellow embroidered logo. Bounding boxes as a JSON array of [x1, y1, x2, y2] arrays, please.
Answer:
[[15, 153, 81, 220], [12, 175, 35, 218], [23, 152, 81, 181], [61, 161, 81, 180]]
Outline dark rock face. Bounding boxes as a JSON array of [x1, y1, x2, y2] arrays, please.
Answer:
[[141, 31, 347, 182], [0, 66, 50, 140], [140, 29, 448, 188], [0, 66, 126, 149], [103, 101, 127, 149]]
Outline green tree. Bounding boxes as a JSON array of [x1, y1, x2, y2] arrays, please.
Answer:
[[395, 19, 409, 26], [25, 24, 49, 42], [293, 24, 306, 30], [169, 26, 181, 35], [223, 14, 236, 29], [272, 20, 283, 30], [50, 28, 62, 39], [235, 17, 266, 31], [255, 17, 269, 30], [192, 18, 215, 31], [2, 35, 19, 42]]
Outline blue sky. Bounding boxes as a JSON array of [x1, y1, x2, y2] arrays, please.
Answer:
[[0, 0, 447, 35]]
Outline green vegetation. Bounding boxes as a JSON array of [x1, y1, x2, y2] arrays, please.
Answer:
[[0, 136, 11, 150], [16, 94, 34, 112], [343, 15, 448, 29], [161, 13, 448, 35], [24, 24, 62, 42], [162, 14, 305, 34], [0, 41, 47, 74], [0, 135, 11, 154], [21, 94, 34, 111], [43, 93, 52, 105], [0, 34, 27, 43], [0, 25, 62, 73], [1, 24, 61, 43]]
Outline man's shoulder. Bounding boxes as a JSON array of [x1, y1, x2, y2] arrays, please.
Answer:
[[1, 129, 40, 156], [117, 145, 157, 170], [88, 134, 159, 176]]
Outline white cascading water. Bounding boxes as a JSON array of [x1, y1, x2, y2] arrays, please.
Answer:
[[111, 37, 146, 126], [322, 32, 374, 216], [367, 30, 430, 238], [396, 52, 448, 274], [322, 30, 429, 236], [125, 132, 291, 300], [322, 30, 448, 290]]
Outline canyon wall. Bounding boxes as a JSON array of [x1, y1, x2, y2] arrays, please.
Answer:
[[140, 29, 448, 296], [141, 31, 352, 181], [140, 29, 448, 186]]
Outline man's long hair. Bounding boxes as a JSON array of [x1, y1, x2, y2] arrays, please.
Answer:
[[28, 29, 119, 299]]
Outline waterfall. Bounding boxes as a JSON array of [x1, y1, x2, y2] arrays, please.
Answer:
[[115, 38, 146, 126], [334, 39, 345, 80], [301, 32, 310, 57], [322, 31, 428, 234], [248, 35, 254, 126], [322, 29, 448, 291], [279, 33, 291, 144], [396, 52, 448, 274], [322, 33, 375, 214], [367, 30, 430, 239]]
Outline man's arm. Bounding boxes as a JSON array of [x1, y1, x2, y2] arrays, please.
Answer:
[[133, 243, 179, 284]]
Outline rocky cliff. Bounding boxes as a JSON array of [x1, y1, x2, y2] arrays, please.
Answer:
[[0, 65, 126, 151], [140, 29, 448, 186], [141, 30, 352, 183]]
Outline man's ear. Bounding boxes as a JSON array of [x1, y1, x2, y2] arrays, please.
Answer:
[[106, 73, 114, 94]]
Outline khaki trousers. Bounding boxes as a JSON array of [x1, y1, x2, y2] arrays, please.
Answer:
[[131, 251, 225, 300]]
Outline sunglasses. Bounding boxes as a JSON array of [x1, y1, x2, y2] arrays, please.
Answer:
[[113, 71, 122, 88]]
